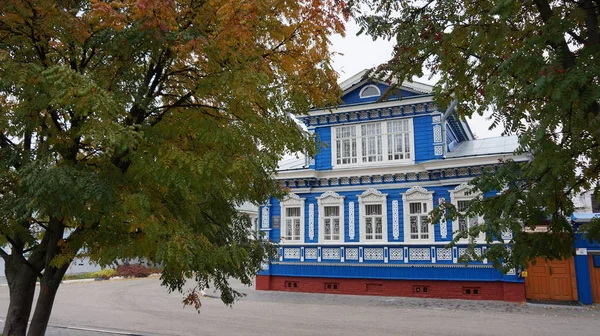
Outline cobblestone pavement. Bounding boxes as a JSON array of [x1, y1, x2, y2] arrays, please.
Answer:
[[0, 277, 599, 336]]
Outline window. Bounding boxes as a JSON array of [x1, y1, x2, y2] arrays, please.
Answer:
[[280, 193, 305, 243], [358, 189, 388, 242], [364, 204, 383, 240], [317, 191, 345, 243], [333, 119, 413, 167], [359, 85, 381, 98], [335, 126, 357, 165], [387, 120, 411, 160], [402, 186, 434, 242], [408, 202, 429, 240], [323, 206, 341, 240], [361, 123, 383, 162], [284, 207, 301, 241], [450, 183, 484, 242], [457, 200, 478, 233]]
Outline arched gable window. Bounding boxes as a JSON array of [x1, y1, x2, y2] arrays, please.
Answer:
[[359, 84, 381, 98]]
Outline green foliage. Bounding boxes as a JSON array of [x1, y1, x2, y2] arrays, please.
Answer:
[[0, 0, 346, 324], [63, 269, 116, 280], [352, 0, 600, 269]]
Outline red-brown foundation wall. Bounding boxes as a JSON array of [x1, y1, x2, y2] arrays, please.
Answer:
[[255, 275, 525, 302]]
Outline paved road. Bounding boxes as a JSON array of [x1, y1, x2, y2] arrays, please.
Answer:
[[1, 277, 599, 336]]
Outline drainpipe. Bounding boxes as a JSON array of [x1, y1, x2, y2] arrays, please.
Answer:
[[441, 99, 458, 159]]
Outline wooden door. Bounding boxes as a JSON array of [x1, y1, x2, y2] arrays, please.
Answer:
[[525, 258, 577, 301], [590, 256, 600, 303]]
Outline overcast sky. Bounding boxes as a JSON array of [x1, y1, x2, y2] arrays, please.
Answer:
[[328, 20, 505, 139]]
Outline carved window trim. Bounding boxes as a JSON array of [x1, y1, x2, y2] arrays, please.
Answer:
[[450, 183, 485, 243], [317, 191, 345, 244], [358, 188, 388, 242], [402, 186, 434, 243], [280, 193, 305, 244]]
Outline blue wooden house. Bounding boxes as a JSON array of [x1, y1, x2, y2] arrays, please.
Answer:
[[256, 70, 529, 301]]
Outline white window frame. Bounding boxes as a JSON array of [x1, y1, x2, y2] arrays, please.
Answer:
[[402, 186, 434, 243], [331, 119, 414, 168], [280, 193, 305, 244], [317, 191, 345, 243], [450, 183, 485, 242], [358, 188, 388, 243], [359, 84, 381, 98]]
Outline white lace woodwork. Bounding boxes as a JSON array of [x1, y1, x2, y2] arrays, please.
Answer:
[[364, 248, 384, 261], [322, 248, 341, 260], [349, 202, 356, 240], [402, 187, 434, 242], [280, 193, 305, 244], [317, 191, 345, 243], [458, 247, 482, 260], [389, 248, 403, 260], [409, 248, 431, 261], [346, 248, 359, 260], [261, 206, 269, 229], [450, 183, 484, 242], [358, 189, 388, 242], [438, 198, 448, 239], [284, 248, 300, 259], [437, 248, 452, 261], [433, 124, 442, 143], [392, 200, 400, 240], [305, 248, 318, 259], [308, 204, 315, 240]]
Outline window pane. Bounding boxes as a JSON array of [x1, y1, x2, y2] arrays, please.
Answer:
[[459, 217, 468, 231], [420, 216, 428, 233], [286, 207, 300, 217], [409, 202, 421, 214], [361, 123, 382, 162], [324, 206, 339, 217], [457, 200, 469, 212], [293, 219, 300, 240], [365, 204, 382, 215], [286, 219, 292, 240], [336, 126, 357, 165], [387, 120, 411, 161], [361, 86, 379, 97], [410, 216, 418, 239]]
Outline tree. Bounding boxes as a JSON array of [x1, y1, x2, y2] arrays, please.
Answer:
[[0, 1, 346, 335], [350, 0, 600, 269]]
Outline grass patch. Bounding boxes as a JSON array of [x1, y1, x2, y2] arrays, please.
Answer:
[[63, 268, 116, 281]]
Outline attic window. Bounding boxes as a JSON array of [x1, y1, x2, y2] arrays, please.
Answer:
[[359, 85, 381, 98]]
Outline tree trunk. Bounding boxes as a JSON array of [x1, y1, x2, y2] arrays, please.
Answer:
[[2, 261, 38, 336], [26, 265, 69, 336]]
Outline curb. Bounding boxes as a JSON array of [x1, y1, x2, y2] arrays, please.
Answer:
[[525, 302, 587, 310]]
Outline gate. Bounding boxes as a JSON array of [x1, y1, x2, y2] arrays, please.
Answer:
[[590, 255, 600, 303], [525, 258, 577, 301]]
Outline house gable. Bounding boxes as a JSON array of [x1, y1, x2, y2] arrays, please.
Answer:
[[341, 81, 424, 106]]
